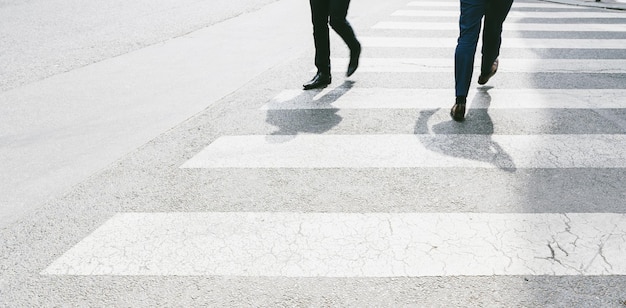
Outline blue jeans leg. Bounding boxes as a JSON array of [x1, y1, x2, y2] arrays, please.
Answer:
[[455, 0, 486, 98]]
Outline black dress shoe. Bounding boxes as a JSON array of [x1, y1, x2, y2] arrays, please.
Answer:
[[347, 43, 361, 77], [450, 103, 466, 122], [478, 58, 499, 85], [450, 96, 466, 122], [303, 72, 331, 90]]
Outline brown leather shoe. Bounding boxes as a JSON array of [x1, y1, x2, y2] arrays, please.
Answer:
[[478, 58, 499, 85]]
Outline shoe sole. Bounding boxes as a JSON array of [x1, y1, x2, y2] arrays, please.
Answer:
[[303, 81, 331, 90]]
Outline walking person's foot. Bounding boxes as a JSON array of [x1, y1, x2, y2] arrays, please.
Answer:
[[346, 43, 361, 77], [303, 72, 331, 90], [450, 97, 467, 122], [478, 58, 499, 85]]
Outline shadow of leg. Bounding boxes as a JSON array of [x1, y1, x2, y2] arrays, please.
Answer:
[[265, 81, 354, 142]]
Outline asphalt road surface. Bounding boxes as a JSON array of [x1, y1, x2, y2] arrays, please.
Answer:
[[0, 0, 289, 226], [0, 0, 277, 92], [2, 0, 626, 306]]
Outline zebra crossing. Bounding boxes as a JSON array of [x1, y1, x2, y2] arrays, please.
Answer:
[[373, 21, 626, 32], [323, 57, 626, 73], [44, 0, 626, 283], [392, 9, 626, 18], [262, 89, 626, 109], [42, 212, 626, 276], [358, 37, 626, 48]]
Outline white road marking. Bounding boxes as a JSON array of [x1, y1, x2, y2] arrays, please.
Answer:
[[373, 21, 626, 32], [180, 134, 626, 169], [406, 1, 585, 9], [323, 57, 626, 73], [360, 36, 626, 49], [392, 9, 626, 18], [262, 89, 626, 110], [43, 212, 626, 277]]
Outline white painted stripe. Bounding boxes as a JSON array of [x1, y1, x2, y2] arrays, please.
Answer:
[[373, 21, 626, 32], [262, 89, 626, 110], [179, 135, 626, 169], [415, 15, 626, 24], [392, 9, 626, 18], [360, 36, 626, 49], [324, 57, 626, 73], [43, 212, 626, 276], [407, 1, 586, 9]]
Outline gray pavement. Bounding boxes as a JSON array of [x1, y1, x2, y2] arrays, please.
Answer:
[[0, 0, 308, 227], [0, 0, 279, 92], [1, 0, 626, 306]]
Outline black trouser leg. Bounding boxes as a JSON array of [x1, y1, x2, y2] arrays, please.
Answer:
[[329, 0, 359, 51], [480, 0, 513, 75], [310, 0, 331, 75]]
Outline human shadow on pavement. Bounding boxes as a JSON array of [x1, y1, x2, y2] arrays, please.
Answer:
[[414, 87, 517, 172], [265, 81, 354, 143]]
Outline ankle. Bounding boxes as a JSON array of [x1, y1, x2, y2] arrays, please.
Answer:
[[456, 96, 466, 105]]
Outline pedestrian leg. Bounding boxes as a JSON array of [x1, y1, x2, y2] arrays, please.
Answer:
[[452, 0, 486, 121], [480, 0, 513, 76], [310, 0, 331, 75], [328, 0, 359, 51], [329, 0, 361, 76], [455, 0, 487, 98]]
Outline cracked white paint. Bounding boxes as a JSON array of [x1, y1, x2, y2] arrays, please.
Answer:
[[262, 89, 626, 110], [323, 58, 626, 74], [360, 37, 626, 49], [180, 134, 626, 169], [43, 213, 626, 276]]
